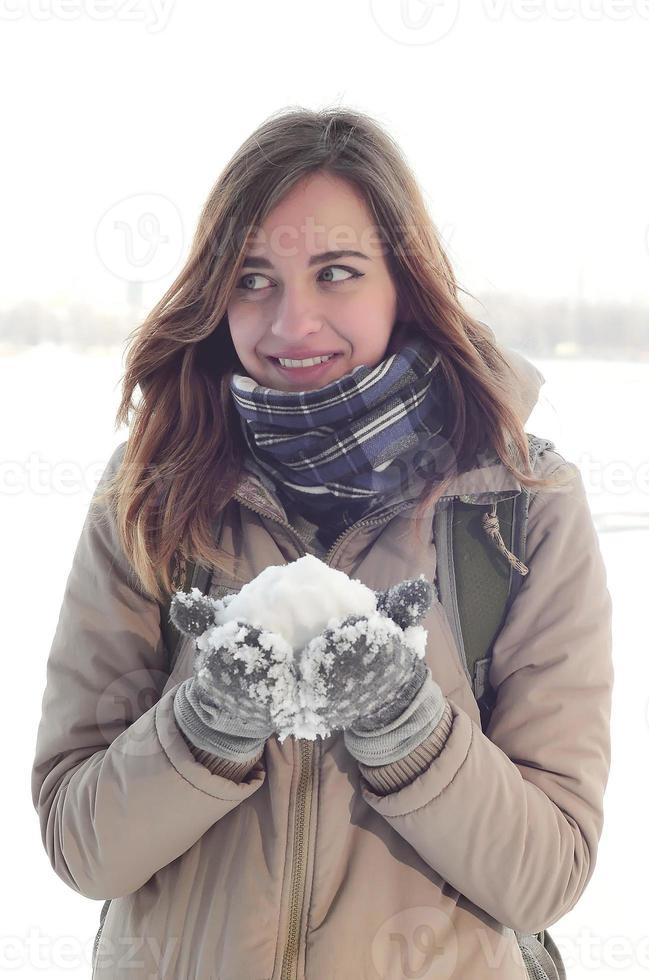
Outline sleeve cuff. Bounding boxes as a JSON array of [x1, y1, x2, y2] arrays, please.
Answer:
[[357, 700, 454, 794], [343, 669, 448, 766], [173, 679, 270, 763], [178, 727, 265, 782]]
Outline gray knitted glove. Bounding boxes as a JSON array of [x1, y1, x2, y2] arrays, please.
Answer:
[[297, 576, 441, 742], [170, 587, 299, 761]]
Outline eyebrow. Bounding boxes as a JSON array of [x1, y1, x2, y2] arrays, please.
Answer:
[[241, 249, 372, 270]]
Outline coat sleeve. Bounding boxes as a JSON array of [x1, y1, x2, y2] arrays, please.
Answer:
[[30, 441, 266, 901], [356, 455, 614, 936]]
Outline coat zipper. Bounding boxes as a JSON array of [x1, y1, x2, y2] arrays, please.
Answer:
[[232, 489, 416, 980], [280, 737, 315, 980], [232, 476, 522, 975]]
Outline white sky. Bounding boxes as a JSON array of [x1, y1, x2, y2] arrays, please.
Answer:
[[1, 0, 648, 314]]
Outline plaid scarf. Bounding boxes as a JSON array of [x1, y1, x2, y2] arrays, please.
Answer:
[[229, 331, 452, 528]]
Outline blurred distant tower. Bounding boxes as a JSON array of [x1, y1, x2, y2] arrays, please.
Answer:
[[569, 264, 585, 347]]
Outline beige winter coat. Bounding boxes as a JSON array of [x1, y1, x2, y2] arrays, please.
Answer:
[[31, 348, 613, 979]]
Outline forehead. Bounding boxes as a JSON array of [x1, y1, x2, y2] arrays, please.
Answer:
[[245, 172, 385, 262]]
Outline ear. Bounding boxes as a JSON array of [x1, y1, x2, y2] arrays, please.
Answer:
[[375, 575, 434, 629], [169, 587, 220, 637]]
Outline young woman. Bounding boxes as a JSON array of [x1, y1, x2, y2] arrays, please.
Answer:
[[31, 107, 613, 980]]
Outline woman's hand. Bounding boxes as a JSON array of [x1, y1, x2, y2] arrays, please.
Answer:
[[169, 588, 300, 744], [169, 574, 436, 746], [295, 576, 434, 740]]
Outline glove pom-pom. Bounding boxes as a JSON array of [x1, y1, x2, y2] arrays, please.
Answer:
[[169, 587, 221, 637], [376, 575, 435, 629]]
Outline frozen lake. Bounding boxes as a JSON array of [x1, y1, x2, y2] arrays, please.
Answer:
[[4, 343, 648, 978]]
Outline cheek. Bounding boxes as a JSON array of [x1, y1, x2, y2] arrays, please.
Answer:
[[345, 289, 396, 334], [228, 314, 262, 356], [349, 321, 393, 359]]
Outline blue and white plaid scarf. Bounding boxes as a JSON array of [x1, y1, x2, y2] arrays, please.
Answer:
[[229, 331, 452, 527]]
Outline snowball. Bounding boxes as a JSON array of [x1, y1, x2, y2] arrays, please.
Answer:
[[188, 555, 431, 743], [215, 553, 378, 651]]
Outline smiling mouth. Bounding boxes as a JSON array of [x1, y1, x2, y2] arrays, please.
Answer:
[[267, 353, 343, 367]]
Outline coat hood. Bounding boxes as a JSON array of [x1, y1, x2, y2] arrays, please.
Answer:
[[494, 339, 545, 427]]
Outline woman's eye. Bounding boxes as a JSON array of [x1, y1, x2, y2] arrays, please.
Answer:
[[238, 273, 272, 291], [237, 265, 362, 292], [318, 265, 360, 284]]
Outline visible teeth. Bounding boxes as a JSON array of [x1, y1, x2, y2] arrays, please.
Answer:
[[278, 354, 335, 368]]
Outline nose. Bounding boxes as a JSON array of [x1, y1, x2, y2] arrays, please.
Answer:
[[269, 290, 324, 346], [269, 321, 323, 349]]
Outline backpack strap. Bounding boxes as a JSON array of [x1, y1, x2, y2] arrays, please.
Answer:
[[451, 493, 518, 730], [434, 433, 555, 731]]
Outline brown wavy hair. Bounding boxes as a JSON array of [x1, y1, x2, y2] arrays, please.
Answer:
[[94, 105, 573, 604]]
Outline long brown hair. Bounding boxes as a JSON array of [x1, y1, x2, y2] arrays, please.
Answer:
[[95, 105, 572, 604]]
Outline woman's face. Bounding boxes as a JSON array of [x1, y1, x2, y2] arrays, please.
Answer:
[[226, 171, 404, 392]]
